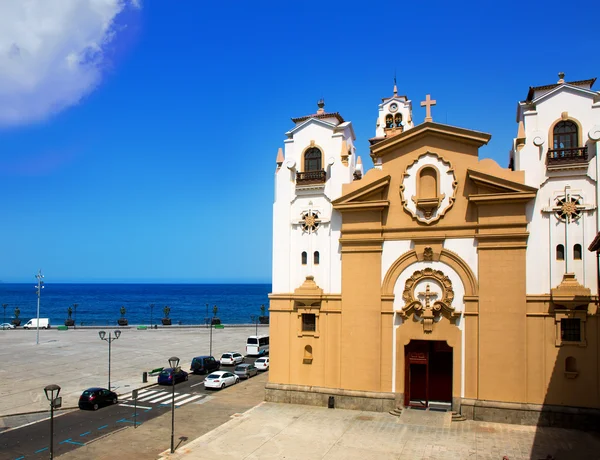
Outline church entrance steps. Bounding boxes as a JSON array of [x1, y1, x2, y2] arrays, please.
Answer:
[[388, 407, 403, 417], [452, 411, 467, 422], [398, 406, 452, 428]]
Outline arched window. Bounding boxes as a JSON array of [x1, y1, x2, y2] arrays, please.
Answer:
[[385, 114, 393, 128], [556, 244, 565, 260], [574, 244, 582, 260], [553, 121, 578, 150], [304, 147, 322, 172], [419, 167, 438, 199], [301, 251, 307, 265], [394, 113, 402, 127], [314, 251, 320, 265]]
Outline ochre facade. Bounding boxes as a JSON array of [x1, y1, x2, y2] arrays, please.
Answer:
[[268, 81, 600, 426]]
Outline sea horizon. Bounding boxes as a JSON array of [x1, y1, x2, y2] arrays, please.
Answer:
[[0, 283, 272, 327]]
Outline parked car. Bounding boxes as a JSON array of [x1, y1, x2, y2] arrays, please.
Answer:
[[0, 323, 15, 330], [190, 355, 220, 375], [158, 367, 189, 385], [78, 387, 118, 411], [204, 371, 239, 389], [220, 352, 244, 366], [234, 363, 258, 379], [255, 357, 269, 371]]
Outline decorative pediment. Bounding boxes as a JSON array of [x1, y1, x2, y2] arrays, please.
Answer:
[[332, 175, 390, 212], [400, 268, 459, 333], [467, 168, 537, 204], [551, 273, 592, 310], [293, 276, 324, 307]]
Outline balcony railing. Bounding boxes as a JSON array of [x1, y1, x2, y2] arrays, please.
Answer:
[[547, 146, 588, 165], [296, 170, 326, 185]]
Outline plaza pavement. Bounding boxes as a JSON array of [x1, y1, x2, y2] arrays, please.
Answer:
[[0, 325, 265, 417], [3, 327, 600, 459]]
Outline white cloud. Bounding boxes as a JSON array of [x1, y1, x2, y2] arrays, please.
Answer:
[[0, 0, 140, 127]]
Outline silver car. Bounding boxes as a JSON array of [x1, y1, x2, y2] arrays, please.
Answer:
[[234, 363, 258, 379]]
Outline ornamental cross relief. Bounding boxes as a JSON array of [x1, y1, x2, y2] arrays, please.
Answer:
[[416, 283, 439, 333]]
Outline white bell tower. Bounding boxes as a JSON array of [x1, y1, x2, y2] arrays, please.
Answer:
[[272, 100, 360, 295]]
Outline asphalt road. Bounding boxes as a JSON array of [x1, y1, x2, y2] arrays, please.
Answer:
[[1, 357, 266, 460]]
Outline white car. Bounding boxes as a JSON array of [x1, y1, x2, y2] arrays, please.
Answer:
[[255, 357, 269, 371], [203, 371, 239, 389], [220, 352, 244, 366], [0, 323, 15, 330]]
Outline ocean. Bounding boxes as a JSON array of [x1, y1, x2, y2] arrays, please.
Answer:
[[0, 283, 271, 327]]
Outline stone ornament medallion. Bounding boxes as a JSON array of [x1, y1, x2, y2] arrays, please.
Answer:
[[400, 152, 458, 225], [400, 268, 456, 333]]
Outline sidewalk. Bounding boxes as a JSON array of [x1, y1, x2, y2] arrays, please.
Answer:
[[57, 371, 269, 460]]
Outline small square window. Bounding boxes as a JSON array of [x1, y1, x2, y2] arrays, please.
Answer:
[[561, 318, 581, 342], [302, 313, 316, 332]]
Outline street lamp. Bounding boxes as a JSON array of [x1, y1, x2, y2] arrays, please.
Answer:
[[209, 305, 218, 356], [250, 314, 258, 336], [35, 269, 44, 345], [44, 384, 61, 459], [168, 356, 180, 454], [98, 330, 121, 390], [73, 304, 78, 330]]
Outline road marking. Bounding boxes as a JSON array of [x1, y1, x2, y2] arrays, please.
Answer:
[[172, 394, 204, 405], [15, 456, 24, 460], [35, 447, 49, 453], [190, 381, 204, 388], [116, 418, 141, 425], [97, 425, 108, 430], [119, 403, 152, 410], [80, 431, 91, 437], [148, 393, 182, 403], [60, 438, 85, 446], [138, 391, 169, 402]]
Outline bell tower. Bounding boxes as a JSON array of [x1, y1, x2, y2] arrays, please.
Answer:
[[374, 78, 414, 140], [272, 100, 360, 297]]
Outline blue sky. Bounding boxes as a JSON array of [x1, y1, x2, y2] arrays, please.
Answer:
[[0, 1, 597, 283]]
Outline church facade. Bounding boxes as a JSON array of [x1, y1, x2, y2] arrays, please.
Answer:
[[267, 75, 600, 426]]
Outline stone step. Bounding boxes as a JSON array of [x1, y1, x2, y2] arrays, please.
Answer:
[[388, 408, 403, 417], [451, 411, 466, 422]]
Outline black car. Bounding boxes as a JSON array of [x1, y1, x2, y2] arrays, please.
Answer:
[[158, 367, 189, 385], [190, 355, 220, 375], [78, 387, 118, 411]]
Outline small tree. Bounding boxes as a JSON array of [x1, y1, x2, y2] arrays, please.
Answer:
[[162, 305, 171, 326], [13, 306, 21, 326], [118, 305, 128, 326], [67, 306, 73, 319]]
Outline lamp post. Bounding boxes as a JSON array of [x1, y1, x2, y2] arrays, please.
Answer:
[[209, 305, 218, 356], [35, 269, 44, 345], [168, 356, 180, 454], [98, 330, 121, 390], [2, 304, 7, 326], [73, 304, 78, 329], [205, 303, 209, 327], [150, 304, 155, 328], [250, 314, 258, 336], [44, 384, 61, 459]]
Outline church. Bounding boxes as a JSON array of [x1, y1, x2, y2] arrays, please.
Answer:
[[266, 74, 600, 427]]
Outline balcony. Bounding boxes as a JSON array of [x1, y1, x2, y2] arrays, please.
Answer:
[[296, 170, 326, 185], [547, 146, 588, 166]]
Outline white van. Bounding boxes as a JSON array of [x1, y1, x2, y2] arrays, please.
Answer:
[[23, 318, 50, 329], [246, 335, 269, 356]]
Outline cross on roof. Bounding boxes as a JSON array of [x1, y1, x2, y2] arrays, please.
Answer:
[[420, 94, 436, 123]]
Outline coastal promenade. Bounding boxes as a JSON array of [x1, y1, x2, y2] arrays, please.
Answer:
[[0, 325, 265, 417]]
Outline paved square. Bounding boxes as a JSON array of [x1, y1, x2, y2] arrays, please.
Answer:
[[161, 403, 600, 460]]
